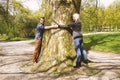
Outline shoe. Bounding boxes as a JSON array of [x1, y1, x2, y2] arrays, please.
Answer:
[[83, 60, 88, 65], [32, 59, 37, 64], [34, 57, 38, 63], [74, 62, 81, 68]]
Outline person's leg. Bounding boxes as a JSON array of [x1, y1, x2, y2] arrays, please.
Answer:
[[74, 38, 81, 68], [81, 43, 87, 61], [32, 39, 41, 63], [80, 39, 88, 64]]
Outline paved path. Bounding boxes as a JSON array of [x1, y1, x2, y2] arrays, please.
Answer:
[[0, 40, 56, 80], [0, 40, 120, 80]]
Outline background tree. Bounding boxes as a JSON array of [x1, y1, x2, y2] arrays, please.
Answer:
[[0, 0, 39, 38]]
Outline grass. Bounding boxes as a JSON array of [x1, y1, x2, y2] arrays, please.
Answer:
[[0, 34, 33, 41], [83, 32, 120, 53]]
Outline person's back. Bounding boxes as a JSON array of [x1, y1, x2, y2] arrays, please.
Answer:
[[71, 21, 82, 39]]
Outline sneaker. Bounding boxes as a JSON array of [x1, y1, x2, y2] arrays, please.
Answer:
[[74, 62, 81, 68], [83, 60, 88, 65]]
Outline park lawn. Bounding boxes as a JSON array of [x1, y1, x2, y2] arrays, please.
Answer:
[[84, 32, 120, 54], [0, 34, 33, 41]]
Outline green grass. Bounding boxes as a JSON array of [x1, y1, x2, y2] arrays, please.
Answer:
[[84, 32, 120, 53], [0, 34, 33, 41], [10, 37, 32, 41]]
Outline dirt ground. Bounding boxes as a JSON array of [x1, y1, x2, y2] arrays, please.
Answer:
[[0, 40, 120, 80]]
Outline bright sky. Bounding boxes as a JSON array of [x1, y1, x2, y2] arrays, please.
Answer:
[[19, 0, 42, 12], [21, 0, 116, 12], [100, 0, 115, 7]]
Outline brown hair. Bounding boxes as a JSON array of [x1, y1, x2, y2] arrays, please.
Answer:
[[40, 17, 45, 20]]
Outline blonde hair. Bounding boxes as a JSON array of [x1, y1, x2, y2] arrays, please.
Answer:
[[73, 13, 80, 20]]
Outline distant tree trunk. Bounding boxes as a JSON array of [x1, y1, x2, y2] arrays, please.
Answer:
[[72, 0, 81, 13], [32, 0, 82, 73], [6, 0, 9, 27]]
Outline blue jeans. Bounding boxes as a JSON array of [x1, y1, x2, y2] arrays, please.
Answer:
[[74, 37, 87, 62]]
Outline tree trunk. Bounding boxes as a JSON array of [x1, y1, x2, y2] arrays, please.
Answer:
[[32, 0, 82, 73]]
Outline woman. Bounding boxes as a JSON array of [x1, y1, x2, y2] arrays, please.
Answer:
[[58, 13, 88, 68], [32, 17, 58, 63]]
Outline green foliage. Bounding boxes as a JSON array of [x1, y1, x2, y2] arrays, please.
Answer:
[[0, 34, 10, 40], [0, 0, 41, 38], [81, 0, 120, 32], [84, 32, 120, 53], [10, 37, 31, 41]]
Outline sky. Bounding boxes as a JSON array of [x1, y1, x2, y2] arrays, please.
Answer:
[[19, 0, 42, 12], [100, 0, 115, 7], [21, 0, 116, 12]]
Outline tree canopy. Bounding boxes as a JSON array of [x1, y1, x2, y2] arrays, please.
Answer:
[[0, 0, 120, 39]]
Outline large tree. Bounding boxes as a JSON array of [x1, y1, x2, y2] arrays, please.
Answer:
[[32, 0, 82, 73]]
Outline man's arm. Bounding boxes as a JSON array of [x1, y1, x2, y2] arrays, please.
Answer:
[[52, 19, 73, 28], [44, 25, 58, 29]]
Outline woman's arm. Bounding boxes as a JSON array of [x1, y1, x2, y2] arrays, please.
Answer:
[[58, 23, 73, 28]]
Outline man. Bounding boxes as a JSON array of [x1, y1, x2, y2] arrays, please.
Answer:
[[32, 17, 58, 63], [58, 13, 88, 68]]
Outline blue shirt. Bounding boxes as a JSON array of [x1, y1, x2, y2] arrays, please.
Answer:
[[35, 23, 44, 39]]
